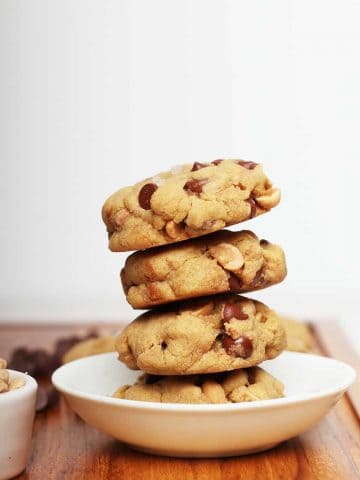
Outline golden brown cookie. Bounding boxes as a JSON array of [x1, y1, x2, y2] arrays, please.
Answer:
[[115, 294, 286, 375], [102, 160, 281, 252], [113, 367, 284, 404], [121, 230, 286, 309], [281, 316, 313, 353], [62, 336, 116, 364]]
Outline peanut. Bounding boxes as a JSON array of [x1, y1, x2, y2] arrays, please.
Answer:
[[0, 380, 8, 393], [191, 301, 215, 316], [0, 369, 9, 383], [202, 380, 227, 403], [255, 188, 281, 209], [9, 377, 26, 391], [165, 220, 183, 239], [114, 208, 130, 227], [0, 357, 26, 393], [209, 242, 244, 272]]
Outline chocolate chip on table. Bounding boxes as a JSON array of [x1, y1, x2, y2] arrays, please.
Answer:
[[138, 183, 158, 210], [247, 196, 257, 219], [211, 159, 223, 165], [228, 273, 243, 291], [191, 162, 208, 171], [222, 335, 253, 358], [54, 336, 83, 364], [184, 178, 208, 195], [222, 303, 249, 323], [9, 348, 54, 377], [237, 160, 258, 170]]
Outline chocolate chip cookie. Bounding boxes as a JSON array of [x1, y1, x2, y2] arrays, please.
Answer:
[[115, 294, 286, 375], [102, 160, 281, 252], [121, 230, 286, 309], [62, 336, 116, 364], [113, 367, 284, 404], [281, 316, 313, 353]]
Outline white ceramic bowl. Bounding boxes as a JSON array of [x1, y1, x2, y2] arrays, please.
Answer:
[[52, 351, 355, 458], [0, 371, 37, 479]]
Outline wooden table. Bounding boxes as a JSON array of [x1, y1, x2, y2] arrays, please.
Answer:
[[1, 322, 359, 480]]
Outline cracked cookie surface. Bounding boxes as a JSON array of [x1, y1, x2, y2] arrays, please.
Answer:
[[113, 367, 284, 404], [102, 160, 281, 252], [121, 230, 287, 309], [115, 294, 286, 375]]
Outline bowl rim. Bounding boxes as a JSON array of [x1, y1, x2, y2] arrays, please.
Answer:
[[0, 370, 38, 401], [52, 351, 356, 413]]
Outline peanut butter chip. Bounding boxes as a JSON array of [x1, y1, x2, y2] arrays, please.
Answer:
[[138, 183, 158, 210]]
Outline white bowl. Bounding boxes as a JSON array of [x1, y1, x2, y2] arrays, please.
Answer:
[[52, 351, 355, 458], [0, 371, 37, 479]]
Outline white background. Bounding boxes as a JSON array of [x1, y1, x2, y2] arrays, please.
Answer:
[[0, 1, 359, 347]]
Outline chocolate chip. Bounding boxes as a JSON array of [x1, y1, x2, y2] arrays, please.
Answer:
[[228, 273, 243, 291], [247, 368, 256, 385], [238, 160, 258, 170], [138, 183, 158, 210], [191, 162, 208, 171], [184, 178, 208, 195], [260, 239, 270, 246], [222, 335, 253, 358], [161, 341, 167, 350], [211, 159, 223, 166], [247, 196, 257, 219], [222, 303, 249, 323], [249, 267, 266, 288]]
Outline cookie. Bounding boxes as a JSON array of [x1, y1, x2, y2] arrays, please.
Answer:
[[281, 316, 313, 353], [115, 294, 286, 375], [62, 336, 115, 364], [121, 230, 286, 309], [113, 367, 284, 404], [102, 160, 281, 252]]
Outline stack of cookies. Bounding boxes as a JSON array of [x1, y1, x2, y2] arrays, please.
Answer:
[[102, 159, 287, 404]]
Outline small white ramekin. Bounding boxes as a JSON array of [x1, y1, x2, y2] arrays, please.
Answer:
[[0, 370, 37, 480]]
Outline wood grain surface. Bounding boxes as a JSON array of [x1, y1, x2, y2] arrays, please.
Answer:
[[1, 323, 359, 480]]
